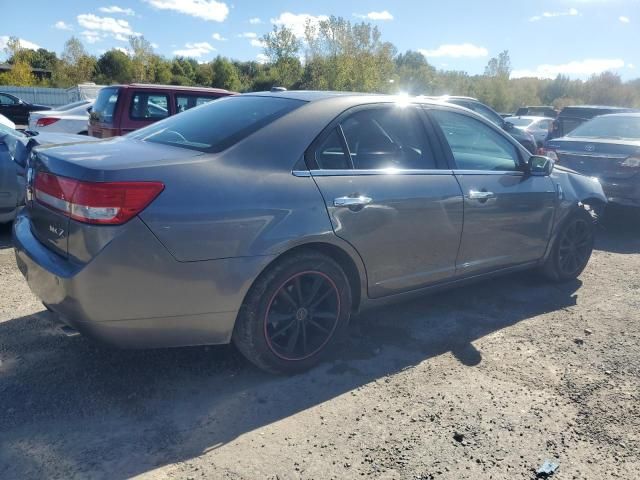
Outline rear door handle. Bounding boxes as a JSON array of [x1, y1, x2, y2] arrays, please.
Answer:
[[468, 190, 495, 200], [334, 195, 372, 207]]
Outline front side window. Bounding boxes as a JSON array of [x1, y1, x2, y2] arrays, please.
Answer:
[[129, 95, 305, 153], [313, 106, 435, 170], [430, 109, 520, 171], [175, 95, 219, 113], [130, 93, 170, 120]]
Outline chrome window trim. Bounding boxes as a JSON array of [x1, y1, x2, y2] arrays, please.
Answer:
[[556, 150, 628, 159], [292, 169, 455, 177], [451, 169, 525, 176]]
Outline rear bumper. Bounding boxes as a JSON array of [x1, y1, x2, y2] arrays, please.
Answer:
[[599, 177, 640, 208], [13, 213, 275, 348]]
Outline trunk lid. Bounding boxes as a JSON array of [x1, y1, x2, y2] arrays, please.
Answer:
[[546, 137, 640, 180], [27, 136, 204, 258]]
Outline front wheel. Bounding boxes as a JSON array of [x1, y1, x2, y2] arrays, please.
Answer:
[[541, 210, 595, 282], [233, 251, 352, 374]]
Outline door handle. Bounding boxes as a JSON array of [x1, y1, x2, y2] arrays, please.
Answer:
[[468, 190, 495, 200], [334, 195, 372, 207]]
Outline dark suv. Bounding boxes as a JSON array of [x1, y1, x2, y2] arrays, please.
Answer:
[[89, 84, 234, 138], [436, 96, 538, 153], [547, 105, 638, 141]]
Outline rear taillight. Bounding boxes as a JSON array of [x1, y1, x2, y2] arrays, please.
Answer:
[[34, 172, 164, 225], [36, 117, 60, 127]]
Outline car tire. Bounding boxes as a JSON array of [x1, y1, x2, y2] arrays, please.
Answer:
[[541, 209, 595, 282], [233, 251, 352, 374]]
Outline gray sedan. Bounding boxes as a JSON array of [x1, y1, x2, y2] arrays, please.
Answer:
[[13, 92, 606, 373], [505, 115, 555, 147]]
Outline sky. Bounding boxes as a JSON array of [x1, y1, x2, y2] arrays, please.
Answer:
[[1, 0, 639, 80]]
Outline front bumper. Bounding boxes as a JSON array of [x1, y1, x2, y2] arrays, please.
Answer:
[[13, 213, 275, 348]]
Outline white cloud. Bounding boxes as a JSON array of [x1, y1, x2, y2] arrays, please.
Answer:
[[419, 43, 488, 58], [237, 32, 257, 38], [115, 46, 132, 55], [77, 14, 137, 36], [143, 0, 229, 22], [99, 6, 135, 16], [250, 38, 266, 48], [173, 41, 216, 57], [270, 12, 329, 38], [80, 31, 102, 44], [354, 10, 393, 21], [54, 21, 73, 31], [151, 42, 159, 49], [256, 53, 269, 64], [249, 17, 263, 24], [211, 32, 227, 41], [529, 8, 579, 22], [628, 63, 635, 69], [511, 58, 625, 79], [619, 16, 630, 23], [0, 36, 41, 51]]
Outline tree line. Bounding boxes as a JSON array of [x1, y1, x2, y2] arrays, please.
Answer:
[[2, 16, 640, 112]]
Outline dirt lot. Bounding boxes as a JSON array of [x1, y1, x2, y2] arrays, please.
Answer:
[[1, 210, 639, 480]]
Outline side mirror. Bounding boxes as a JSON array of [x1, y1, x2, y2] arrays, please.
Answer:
[[503, 121, 515, 131], [528, 155, 554, 176]]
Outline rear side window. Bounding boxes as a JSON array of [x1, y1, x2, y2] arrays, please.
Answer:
[[130, 93, 170, 120], [430, 109, 520, 171], [91, 87, 120, 123], [129, 95, 305, 153], [176, 95, 219, 113], [313, 106, 436, 170]]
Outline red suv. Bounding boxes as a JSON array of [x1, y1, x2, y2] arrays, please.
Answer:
[[88, 84, 234, 138]]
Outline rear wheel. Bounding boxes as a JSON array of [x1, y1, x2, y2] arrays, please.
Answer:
[[233, 251, 352, 374], [542, 210, 595, 281]]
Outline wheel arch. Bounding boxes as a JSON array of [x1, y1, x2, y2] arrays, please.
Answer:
[[245, 240, 367, 314]]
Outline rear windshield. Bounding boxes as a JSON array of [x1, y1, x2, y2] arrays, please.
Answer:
[[567, 115, 640, 140], [91, 87, 120, 124], [128, 96, 305, 153]]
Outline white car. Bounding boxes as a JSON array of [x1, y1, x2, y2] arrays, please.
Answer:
[[0, 112, 15, 130], [28, 100, 93, 135]]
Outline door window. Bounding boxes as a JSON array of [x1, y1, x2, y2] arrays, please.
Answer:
[[129, 93, 170, 120], [175, 95, 219, 113], [430, 109, 520, 171], [313, 106, 436, 170]]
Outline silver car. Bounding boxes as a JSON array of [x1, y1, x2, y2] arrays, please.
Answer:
[[13, 92, 606, 373], [505, 115, 555, 147]]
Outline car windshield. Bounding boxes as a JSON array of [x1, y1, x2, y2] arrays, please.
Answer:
[[128, 95, 305, 153], [91, 87, 119, 124], [567, 115, 640, 140], [506, 117, 535, 127]]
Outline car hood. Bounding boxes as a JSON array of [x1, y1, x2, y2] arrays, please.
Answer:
[[547, 136, 640, 149]]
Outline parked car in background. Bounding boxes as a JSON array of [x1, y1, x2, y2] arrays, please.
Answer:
[[515, 106, 558, 118], [542, 113, 640, 208], [547, 105, 638, 141], [14, 92, 606, 374], [0, 112, 16, 130], [28, 100, 93, 135], [88, 84, 234, 138], [434, 96, 537, 153], [505, 116, 554, 147], [0, 92, 51, 124], [0, 124, 98, 223]]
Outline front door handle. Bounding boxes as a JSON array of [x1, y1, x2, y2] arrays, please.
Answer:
[[334, 195, 372, 207], [468, 190, 495, 200]]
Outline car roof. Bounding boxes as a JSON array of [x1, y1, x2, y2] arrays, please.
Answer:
[[598, 112, 640, 118], [562, 105, 634, 111], [244, 90, 377, 102], [110, 84, 233, 94]]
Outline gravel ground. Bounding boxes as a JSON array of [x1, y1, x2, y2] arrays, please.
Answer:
[[1, 209, 639, 480]]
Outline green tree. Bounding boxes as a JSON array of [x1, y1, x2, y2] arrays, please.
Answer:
[[129, 36, 154, 82], [211, 56, 242, 91], [0, 61, 35, 86], [394, 50, 436, 95], [95, 49, 133, 84], [484, 50, 511, 78], [53, 37, 96, 86], [262, 26, 302, 88]]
